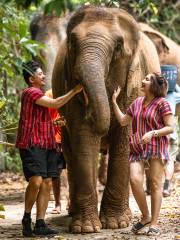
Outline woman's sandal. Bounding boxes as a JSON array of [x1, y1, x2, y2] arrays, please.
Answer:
[[147, 227, 161, 236], [132, 221, 151, 233]]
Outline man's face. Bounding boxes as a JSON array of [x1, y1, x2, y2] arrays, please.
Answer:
[[29, 68, 45, 88]]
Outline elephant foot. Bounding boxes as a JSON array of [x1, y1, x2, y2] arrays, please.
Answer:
[[100, 209, 130, 229], [70, 213, 102, 234], [125, 208, 132, 220]]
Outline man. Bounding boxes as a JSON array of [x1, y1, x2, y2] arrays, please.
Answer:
[[16, 61, 82, 237], [163, 84, 180, 196], [45, 89, 66, 214]]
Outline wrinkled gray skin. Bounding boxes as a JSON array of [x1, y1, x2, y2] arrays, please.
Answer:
[[52, 6, 161, 234], [30, 13, 69, 90]]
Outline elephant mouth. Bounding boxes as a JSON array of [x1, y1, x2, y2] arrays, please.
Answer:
[[83, 89, 89, 106]]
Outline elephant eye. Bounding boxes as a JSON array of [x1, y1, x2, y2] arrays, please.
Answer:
[[116, 42, 122, 51], [115, 37, 123, 52], [70, 32, 77, 45]]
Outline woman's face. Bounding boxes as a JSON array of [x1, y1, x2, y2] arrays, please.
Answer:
[[141, 74, 153, 95]]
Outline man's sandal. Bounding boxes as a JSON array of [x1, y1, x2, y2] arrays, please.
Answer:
[[51, 206, 61, 214], [132, 221, 151, 233], [147, 227, 161, 236]]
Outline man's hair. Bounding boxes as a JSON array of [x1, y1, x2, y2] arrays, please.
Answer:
[[149, 72, 168, 97], [22, 61, 41, 85]]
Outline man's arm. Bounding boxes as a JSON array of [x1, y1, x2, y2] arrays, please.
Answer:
[[36, 84, 82, 109]]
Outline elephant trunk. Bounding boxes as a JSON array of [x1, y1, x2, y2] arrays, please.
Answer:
[[78, 57, 110, 136]]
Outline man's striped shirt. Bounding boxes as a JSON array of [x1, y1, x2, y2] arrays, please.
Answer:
[[16, 87, 56, 149]]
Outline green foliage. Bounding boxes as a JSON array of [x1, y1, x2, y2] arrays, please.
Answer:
[[112, 0, 180, 44], [0, 204, 5, 211], [0, 0, 44, 171], [3, 150, 22, 172], [44, 0, 67, 16]]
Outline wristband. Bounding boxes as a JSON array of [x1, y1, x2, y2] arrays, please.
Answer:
[[153, 130, 159, 137]]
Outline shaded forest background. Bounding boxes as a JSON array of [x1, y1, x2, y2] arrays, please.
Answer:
[[0, 0, 180, 171]]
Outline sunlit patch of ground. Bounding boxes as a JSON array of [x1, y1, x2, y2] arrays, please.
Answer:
[[0, 171, 179, 239]]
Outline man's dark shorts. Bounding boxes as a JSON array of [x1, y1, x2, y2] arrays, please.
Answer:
[[19, 147, 59, 181], [57, 151, 66, 170]]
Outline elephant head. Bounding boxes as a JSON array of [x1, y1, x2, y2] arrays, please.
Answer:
[[52, 6, 160, 136], [30, 13, 69, 89]]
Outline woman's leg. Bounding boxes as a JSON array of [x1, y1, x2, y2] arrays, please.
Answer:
[[149, 157, 164, 226], [52, 169, 62, 213], [130, 161, 151, 223]]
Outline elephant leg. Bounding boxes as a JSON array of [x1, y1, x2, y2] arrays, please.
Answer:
[[69, 124, 102, 233], [62, 128, 76, 216], [98, 151, 108, 186], [100, 126, 131, 229]]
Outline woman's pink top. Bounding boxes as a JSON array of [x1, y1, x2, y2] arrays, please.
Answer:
[[126, 97, 172, 162]]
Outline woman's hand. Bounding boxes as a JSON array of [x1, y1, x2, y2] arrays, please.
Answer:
[[141, 131, 153, 144], [112, 86, 121, 103]]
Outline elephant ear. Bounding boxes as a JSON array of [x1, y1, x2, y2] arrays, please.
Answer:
[[126, 32, 161, 97], [52, 39, 68, 99], [112, 9, 141, 97], [139, 22, 169, 55], [114, 9, 140, 58]]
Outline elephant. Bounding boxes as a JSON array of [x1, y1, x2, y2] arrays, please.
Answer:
[[139, 22, 180, 115], [139, 22, 180, 86], [30, 13, 69, 89], [52, 5, 160, 234]]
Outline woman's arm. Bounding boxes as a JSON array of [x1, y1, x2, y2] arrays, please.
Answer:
[[155, 114, 174, 136], [141, 114, 174, 144], [112, 87, 132, 126], [36, 84, 83, 109]]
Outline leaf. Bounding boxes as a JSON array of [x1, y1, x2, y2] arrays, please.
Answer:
[[19, 37, 29, 43], [44, 0, 65, 16], [0, 100, 6, 109], [19, 22, 27, 38], [24, 44, 37, 56], [150, 3, 158, 15], [2, 64, 14, 77], [0, 214, 5, 219], [0, 204, 5, 211]]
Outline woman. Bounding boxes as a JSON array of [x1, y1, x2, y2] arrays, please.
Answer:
[[112, 73, 173, 236]]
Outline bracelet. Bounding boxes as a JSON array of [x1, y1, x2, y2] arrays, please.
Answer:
[[153, 130, 159, 137]]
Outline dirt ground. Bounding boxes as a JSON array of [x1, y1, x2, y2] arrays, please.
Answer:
[[0, 171, 179, 240]]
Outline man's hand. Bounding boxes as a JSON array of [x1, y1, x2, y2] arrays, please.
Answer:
[[112, 86, 121, 103], [141, 131, 153, 144]]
